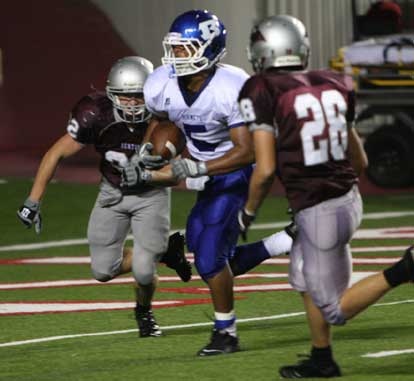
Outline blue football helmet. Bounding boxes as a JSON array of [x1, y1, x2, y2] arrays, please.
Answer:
[[162, 9, 227, 76]]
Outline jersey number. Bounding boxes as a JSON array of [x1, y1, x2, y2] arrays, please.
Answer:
[[294, 90, 348, 166], [183, 124, 219, 152]]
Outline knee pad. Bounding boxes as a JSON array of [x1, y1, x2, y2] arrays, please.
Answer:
[[320, 302, 346, 326], [132, 258, 155, 286], [133, 270, 154, 286], [195, 249, 227, 281], [91, 270, 113, 283]]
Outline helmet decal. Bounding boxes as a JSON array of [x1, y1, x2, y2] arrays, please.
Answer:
[[162, 10, 227, 77]]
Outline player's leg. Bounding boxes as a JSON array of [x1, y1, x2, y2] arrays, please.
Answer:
[[279, 189, 361, 378], [87, 198, 131, 282], [186, 193, 241, 356], [340, 245, 414, 319], [229, 222, 296, 276], [128, 188, 170, 337]]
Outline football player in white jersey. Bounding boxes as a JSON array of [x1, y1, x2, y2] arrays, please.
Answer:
[[123, 10, 295, 355]]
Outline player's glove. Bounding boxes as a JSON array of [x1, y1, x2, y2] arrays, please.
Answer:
[[121, 154, 152, 187], [171, 159, 207, 180], [138, 142, 168, 169], [238, 207, 256, 241], [17, 198, 42, 234]]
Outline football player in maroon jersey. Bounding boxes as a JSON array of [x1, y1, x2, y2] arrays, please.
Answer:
[[17, 56, 192, 338], [238, 15, 414, 378]]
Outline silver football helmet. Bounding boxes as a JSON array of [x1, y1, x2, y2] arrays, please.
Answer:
[[106, 56, 153, 123], [248, 15, 310, 73]]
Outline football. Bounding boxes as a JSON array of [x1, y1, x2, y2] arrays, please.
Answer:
[[149, 120, 186, 160]]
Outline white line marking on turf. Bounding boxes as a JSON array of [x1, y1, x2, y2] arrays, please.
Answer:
[[1, 299, 413, 349], [363, 349, 414, 358], [352, 245, 408, 253], [0, 272, 292, 290], [1, 256, 398, 266], [1, 214, 414, 252], [0, 312, 306, 348]]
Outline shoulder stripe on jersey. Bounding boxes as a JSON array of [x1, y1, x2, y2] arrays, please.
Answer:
[[228, 122, 246, 129]]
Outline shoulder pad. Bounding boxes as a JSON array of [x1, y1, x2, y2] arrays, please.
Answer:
[[71, 92, 113, 129]]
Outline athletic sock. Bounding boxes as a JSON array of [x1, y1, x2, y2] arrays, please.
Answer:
[[311, 346, 334, 366], [135, 303, 151, 314], [229, 241, 270, 276], [383, 246, 414, 287], [214, 310, 237, 337], [263, 229, 293, 257]]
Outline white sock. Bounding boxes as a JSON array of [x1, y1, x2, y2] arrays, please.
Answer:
[[215, 310, 237, 337], [221, 322, 237, 337], [263, 229, 293, 257]]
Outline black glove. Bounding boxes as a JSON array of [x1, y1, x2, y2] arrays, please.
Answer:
[[238, 208, 256, 241], [121, 154, 152, 188], [17, 198, 42, 234]]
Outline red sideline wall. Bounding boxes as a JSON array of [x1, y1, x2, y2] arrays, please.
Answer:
[[0, 0, 134, 165]]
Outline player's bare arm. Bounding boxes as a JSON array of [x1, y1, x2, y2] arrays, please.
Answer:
[[204, 125, 254, 176], [244, 128, 276, 214], [29, 133, 83, 202], [147, 163, 180, 186], [347, 124, 368, 176], [17, 133, 83, 234]]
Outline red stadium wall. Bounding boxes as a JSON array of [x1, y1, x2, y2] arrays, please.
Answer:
[[0, 0, 134, 169]]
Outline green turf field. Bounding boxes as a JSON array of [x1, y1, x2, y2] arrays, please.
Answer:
[[1, 178, 413, 381]]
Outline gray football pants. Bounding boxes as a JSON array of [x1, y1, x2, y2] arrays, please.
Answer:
[[88, 184, 170, 286], [289, 185, 363, 325]]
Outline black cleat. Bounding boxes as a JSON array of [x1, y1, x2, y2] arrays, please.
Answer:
[[160, 232, 192, 282], [284, 221, 298, 241], [279, 355, 341, 378], [197, 330, 240, 357], [403, 245, 414, 281], [135, 306, 162, 338]]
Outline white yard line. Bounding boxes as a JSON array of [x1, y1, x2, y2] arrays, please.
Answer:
[[0, 256, 399, 266], [1, 299, 413, 349], [363, 349, 414, 358], [0, 272, 291, 290], [0, 271, 382, 290], [0, 312, 306, 348], [1, 211, 414, 252]]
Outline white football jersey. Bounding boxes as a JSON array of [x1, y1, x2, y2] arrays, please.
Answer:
[[144, 64, 249, 161]]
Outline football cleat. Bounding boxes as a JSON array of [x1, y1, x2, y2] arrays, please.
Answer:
[[403, 245, 414, 281], [197, 330, 240, 356], [279, 355, 341, 378], [284, 221, 298, 241], [135, 307, 162, 337], [160, 232, 192, 282]]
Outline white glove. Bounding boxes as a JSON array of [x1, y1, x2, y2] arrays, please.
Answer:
[[121, 154, 152, 187], [171, 159, 208, 180], [138, 143, 168, 169], [185, 176, 210, 191]]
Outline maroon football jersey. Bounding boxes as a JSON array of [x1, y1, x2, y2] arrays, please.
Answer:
[[69, 92, 147, 188], [239, 69, 358, 212]]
